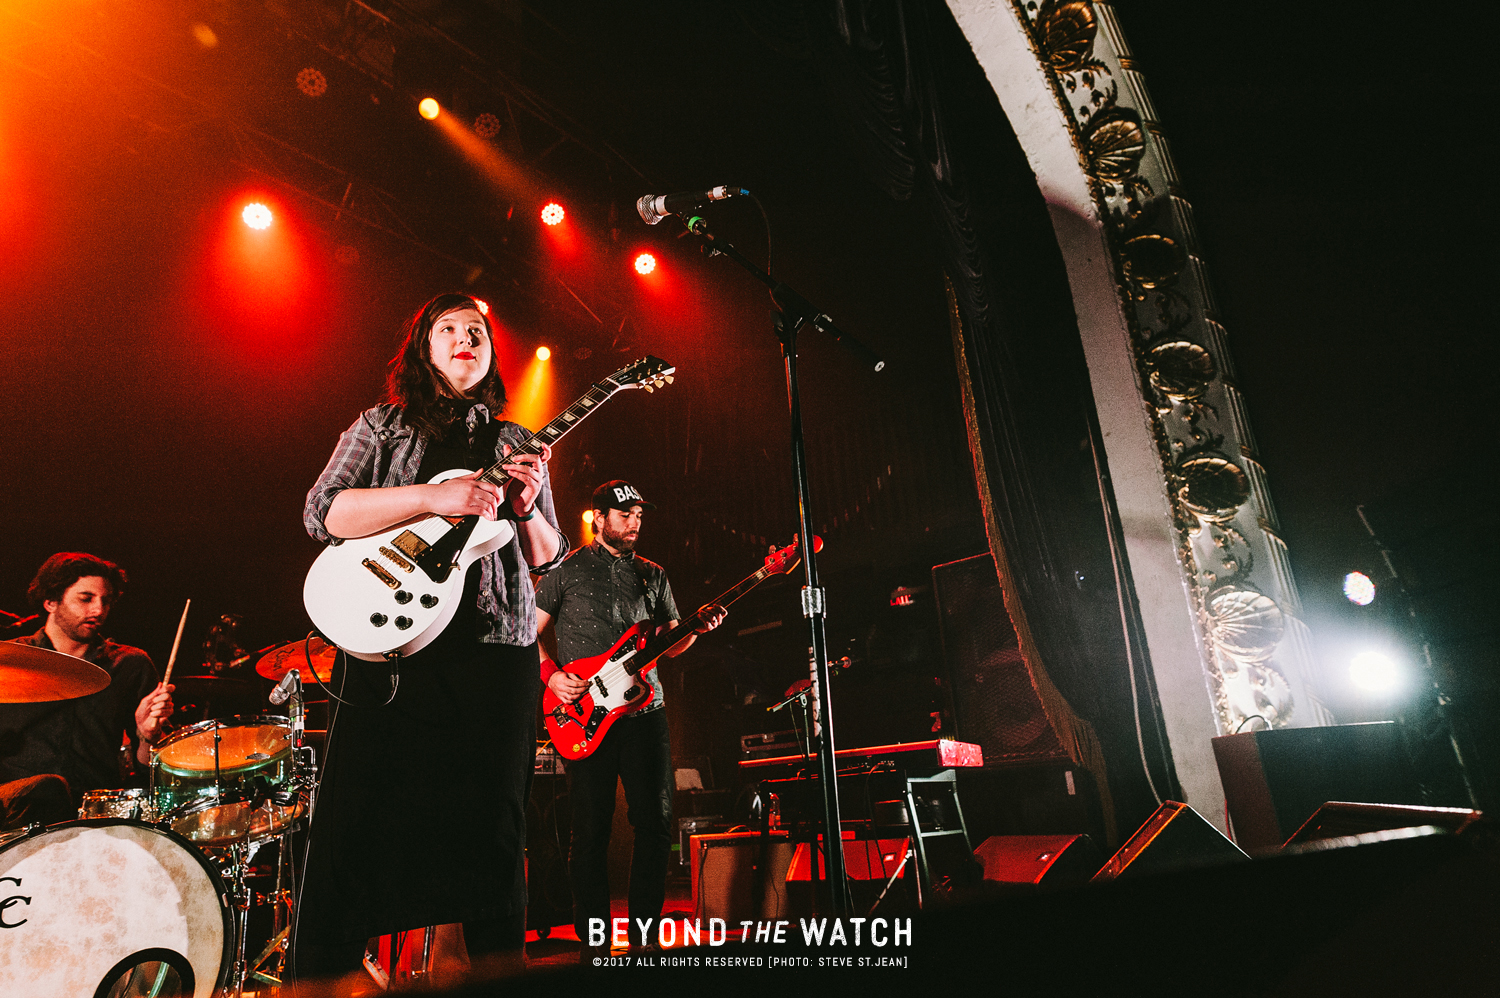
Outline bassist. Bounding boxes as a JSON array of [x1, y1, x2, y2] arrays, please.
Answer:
[[534, 481, 725, 954]]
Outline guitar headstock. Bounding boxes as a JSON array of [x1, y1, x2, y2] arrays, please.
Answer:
[[605, 356, 676, 393], [765, 535, 823, 575]]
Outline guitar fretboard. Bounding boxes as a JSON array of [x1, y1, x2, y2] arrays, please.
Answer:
[[475, 378, 621, 489]]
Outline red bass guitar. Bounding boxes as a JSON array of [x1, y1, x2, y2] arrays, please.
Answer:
[[543, 536, 820, 760]]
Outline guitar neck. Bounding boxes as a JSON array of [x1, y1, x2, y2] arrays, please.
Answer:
[[631, 550, 797, 669], [472, 378, 622, 490]]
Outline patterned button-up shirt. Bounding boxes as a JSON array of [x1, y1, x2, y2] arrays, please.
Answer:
[[534, 540, 679, 712], [304, 403, 568, 646]]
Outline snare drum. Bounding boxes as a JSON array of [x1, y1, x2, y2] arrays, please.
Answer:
[[78, 787, 154, 821], [152, 715, 302, 848], [0, 819, 232, 997]]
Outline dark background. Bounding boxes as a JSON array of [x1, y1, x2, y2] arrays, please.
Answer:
[[2, 2, 1493, 822]]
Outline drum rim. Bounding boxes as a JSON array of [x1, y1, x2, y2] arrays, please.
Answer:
[[165, 790, 305, 846], [154, 714, 294, 777], [0, 816, 236, 993], [156, 714, 292, 745]]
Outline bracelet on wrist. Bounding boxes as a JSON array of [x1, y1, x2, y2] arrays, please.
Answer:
[[515, 505, 537, 522]]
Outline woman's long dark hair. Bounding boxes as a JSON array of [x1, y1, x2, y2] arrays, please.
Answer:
[[385, 292, 508, 439]]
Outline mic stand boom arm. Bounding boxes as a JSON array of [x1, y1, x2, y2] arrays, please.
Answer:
[[685, 214, 886, 915]]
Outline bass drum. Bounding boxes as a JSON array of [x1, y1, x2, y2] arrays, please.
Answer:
[[0, 819, 231, 998]]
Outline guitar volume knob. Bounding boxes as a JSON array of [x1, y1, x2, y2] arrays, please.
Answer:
[[394, 616, 413, 630], [420, 594, 438, 608], [394, 590, 413, 604], [370, 613, 388, 627]]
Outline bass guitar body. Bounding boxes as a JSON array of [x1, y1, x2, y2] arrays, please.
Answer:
[[303, 468, 515, 662], [543, 620, 659, 759]]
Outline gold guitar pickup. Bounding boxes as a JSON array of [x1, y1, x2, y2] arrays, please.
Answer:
[[391, 530, 429, 561], [361, 558, 400, 589]]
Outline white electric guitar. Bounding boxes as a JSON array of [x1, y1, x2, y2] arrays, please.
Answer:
[[304, 356, 675, 661]]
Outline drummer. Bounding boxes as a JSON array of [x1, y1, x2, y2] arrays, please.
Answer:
[[0, 553, 174, 828]]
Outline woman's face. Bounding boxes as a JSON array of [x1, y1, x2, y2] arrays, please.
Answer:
[[427, 306, 492, 395]]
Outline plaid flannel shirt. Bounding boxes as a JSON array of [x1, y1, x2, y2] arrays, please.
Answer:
[[304, 403, 568, 647]]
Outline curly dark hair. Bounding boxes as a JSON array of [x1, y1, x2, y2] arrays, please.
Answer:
[[384, 292, 508, 439], [27, 552, 127, 609]]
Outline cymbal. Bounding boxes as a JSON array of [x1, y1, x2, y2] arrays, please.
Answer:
[[255, 637, 337, 684], [0, 643, 111, 703]]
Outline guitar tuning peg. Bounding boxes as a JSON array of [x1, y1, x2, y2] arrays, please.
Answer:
[[643, 385, 654, 393], [664, 376, 674, 384]]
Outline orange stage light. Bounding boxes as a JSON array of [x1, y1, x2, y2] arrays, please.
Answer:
[[582, 510, 594, 525], [634, 253, 656, 275], [472, 298, 490, 315], [540, 202, 565, 226], [536, 346, 551, 361], [242, 203, 272, 229], [418, 98, 441, 120]]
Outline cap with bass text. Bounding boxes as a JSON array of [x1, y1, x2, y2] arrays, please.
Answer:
[[591, 480, 656, 511]]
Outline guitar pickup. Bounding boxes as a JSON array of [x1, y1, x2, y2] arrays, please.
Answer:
[[593, 676, 609, 699], [624, 685, 641, 701], [379, 546, 414, 573], [361, 559, 400, 589], [391, 530, 429, 561]]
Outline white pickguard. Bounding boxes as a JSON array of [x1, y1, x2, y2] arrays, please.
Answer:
[[303, 468, 515, 661]]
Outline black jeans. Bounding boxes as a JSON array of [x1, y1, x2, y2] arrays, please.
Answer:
[[567, 707, 673, 947]]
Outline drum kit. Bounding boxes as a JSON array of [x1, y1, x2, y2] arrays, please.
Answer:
[[0, 637, 332, 997]]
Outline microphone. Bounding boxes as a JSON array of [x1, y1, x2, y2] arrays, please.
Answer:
[[268, 668, 300, 707], [636, 186, 748, 225]]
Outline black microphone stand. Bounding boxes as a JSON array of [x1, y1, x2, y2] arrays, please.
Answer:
[[682, 212, 884, 916]]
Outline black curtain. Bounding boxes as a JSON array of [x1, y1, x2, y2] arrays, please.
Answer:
[[741, 0, 1178, 838]]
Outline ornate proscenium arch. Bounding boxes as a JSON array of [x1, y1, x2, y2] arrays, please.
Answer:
[[947, 0, 1329, 828]]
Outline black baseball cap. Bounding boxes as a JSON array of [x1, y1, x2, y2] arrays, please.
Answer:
[[591, 480, 656, 512]]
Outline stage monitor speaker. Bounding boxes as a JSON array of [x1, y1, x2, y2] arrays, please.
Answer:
[[931, 554, 1068, 766], [1092, 801, 1249, 881], [1284, 801, 1485, 848], [689, 831, 795, 922], [975, 834, 1104, 887], [1212, 721, 1423, 853]]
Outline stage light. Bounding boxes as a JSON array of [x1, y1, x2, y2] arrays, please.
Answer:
[[1350, 650, 1399, 693], [1343, 571, 1376, 606], [541, 202, 565, 226], [472, 298, 489, 315], [296, 68, 328, 98], [634, 253, 656, 275], [418, 98, 441, 120], [536, 346, 551, 361], [475, 112, 501, 139], [242, 203, 272, 230], [582, 510, 594, 525]]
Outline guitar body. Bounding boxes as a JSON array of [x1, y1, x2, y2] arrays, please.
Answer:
[[302, 356, 676, 662], [303, 468, 515, 661], [543, 620, 659, 759]]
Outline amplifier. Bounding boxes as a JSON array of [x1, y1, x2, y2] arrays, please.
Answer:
[[534, 742, 566, 775], [740, 730, 801, 760], [689, 831, 795, 922]]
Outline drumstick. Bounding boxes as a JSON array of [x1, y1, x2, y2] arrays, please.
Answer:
[[162, 598, 191, 686]]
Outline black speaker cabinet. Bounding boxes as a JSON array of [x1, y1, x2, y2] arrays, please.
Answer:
[[1285, 801, 1485, 848], [931, 554, 1068, 766], [974, 834, 1104, 887], [1212, 721, 1422, 854], [1092, 801, 1249, 881]]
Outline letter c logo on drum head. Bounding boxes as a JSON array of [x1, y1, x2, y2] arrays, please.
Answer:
[[0, 877, 30, 928]]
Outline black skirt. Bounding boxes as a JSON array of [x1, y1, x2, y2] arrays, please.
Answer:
[[297, 582, 539, 945]]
